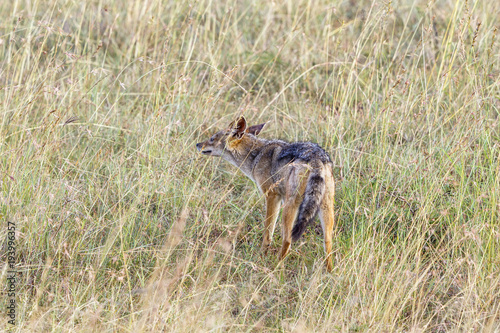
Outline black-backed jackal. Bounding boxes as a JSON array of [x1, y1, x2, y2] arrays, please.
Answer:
[[196, 117, 335, 271]]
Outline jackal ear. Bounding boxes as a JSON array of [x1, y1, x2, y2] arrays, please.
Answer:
[[229, 116, 247, 138], [228, 116, 246, 130], [246, 123, 266, 136], [235, 116, 247, 133]]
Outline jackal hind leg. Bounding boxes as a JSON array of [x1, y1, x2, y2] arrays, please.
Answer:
[[261, 193, 281, 253], [319, 177, 335, 272], [280, 199, 300, 260]]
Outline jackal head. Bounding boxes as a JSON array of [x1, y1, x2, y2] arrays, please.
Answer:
[[196, 117, 265, 157]]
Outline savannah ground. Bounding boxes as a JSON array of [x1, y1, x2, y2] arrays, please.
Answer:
[[1, 0, 499, 331]]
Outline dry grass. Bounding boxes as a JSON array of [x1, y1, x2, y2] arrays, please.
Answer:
[[1, 0, 499, 331]]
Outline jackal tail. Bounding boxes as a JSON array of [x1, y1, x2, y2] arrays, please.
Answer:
[[291, 172, 326, 242]]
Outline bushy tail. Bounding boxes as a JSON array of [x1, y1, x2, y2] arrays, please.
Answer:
[[291, 173, 325, 242]]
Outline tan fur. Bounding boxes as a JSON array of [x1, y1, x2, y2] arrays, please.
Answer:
[[196, 117, 335, 272]]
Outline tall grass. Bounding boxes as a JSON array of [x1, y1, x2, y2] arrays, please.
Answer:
[[1, 0, 499, 331]]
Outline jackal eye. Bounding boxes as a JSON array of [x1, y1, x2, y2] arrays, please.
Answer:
[[209, 136, 215, 143]]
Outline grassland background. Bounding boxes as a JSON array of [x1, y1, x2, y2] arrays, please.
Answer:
[[1, 0, 499, 331]]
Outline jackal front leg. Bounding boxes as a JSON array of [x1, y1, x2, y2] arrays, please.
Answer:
[[261, 194, 281, 253]]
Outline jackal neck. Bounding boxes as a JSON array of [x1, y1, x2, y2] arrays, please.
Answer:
[[224, 135, 266, 176]]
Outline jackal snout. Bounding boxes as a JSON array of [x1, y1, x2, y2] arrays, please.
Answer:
[[195, 141, 216, 155]]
